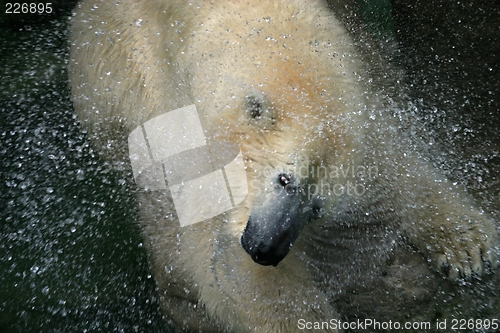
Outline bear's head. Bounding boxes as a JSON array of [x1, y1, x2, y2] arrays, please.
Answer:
[[183, 7, 368, 266]]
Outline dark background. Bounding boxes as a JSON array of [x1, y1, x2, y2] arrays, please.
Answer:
[[1, 1, 173, 332]]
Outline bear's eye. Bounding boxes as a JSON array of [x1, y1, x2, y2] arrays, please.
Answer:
[[278, 174, 291, 187], [278, 173, 296, 194], [245, 95, 275, 127], [247, 97, 263, 119]]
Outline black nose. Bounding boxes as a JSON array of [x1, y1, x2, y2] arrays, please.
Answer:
[[241, 172, 319, 267], [240, 224, 291, 266]]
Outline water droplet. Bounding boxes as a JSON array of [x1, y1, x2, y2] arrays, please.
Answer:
[[76, 169, 85, 180]]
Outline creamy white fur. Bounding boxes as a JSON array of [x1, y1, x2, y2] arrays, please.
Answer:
[[69, 1, 498, 332]]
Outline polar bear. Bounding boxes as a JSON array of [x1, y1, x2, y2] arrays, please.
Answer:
[[69, 0, 498, 331]]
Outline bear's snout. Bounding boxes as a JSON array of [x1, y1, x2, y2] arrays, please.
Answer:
[[241, 172, 320, 266], [240, 219, 291, 266]]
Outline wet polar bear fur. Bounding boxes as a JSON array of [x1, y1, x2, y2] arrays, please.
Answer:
[[69, 0, 499, 332]]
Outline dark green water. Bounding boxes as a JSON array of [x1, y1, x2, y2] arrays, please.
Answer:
[[0, 5, 173, 333]]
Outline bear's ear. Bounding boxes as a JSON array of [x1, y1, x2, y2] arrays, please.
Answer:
[[244, 94, 275, 127]]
